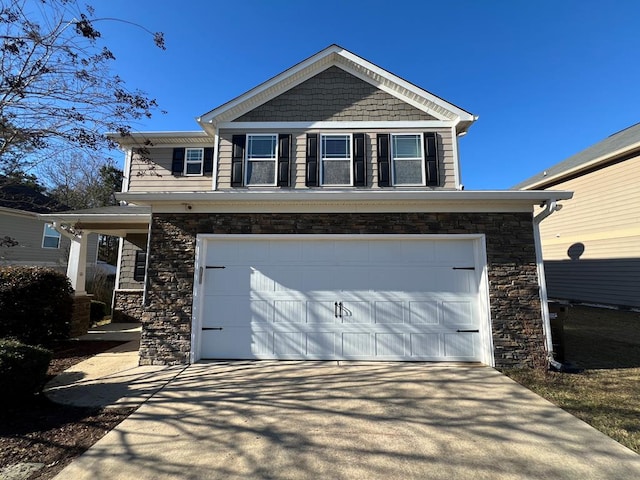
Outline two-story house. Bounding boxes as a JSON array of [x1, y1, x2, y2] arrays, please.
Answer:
[[42, 45, 571, 369]]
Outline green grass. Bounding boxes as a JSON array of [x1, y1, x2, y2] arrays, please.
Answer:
[[505, 305, 640, 454]]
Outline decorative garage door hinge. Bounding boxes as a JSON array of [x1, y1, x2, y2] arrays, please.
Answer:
[[198, 265, 226, 284], [452, 266, 475, 270]]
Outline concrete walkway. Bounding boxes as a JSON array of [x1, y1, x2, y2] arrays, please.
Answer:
[[50, 361, 640, 480], [44, 323, 183, 409]]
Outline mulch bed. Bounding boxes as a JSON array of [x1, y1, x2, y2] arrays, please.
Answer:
[[0, 340, 136, 480]]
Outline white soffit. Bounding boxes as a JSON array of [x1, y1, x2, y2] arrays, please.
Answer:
[[117, 190, 572, 214], [197, 45, 476, 133]]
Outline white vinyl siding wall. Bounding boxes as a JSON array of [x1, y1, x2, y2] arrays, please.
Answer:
[[128, 148, 213, 192]]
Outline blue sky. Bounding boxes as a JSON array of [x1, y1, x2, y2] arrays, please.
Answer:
[[95, 0, 640, 189]]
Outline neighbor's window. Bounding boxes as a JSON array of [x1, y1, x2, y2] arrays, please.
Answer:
[[245, 134, 278, 185], [42, 223, 61, 249], [321, 134, 352, 186], [185, 148, 204, 176], [391, 134, 425, 185]]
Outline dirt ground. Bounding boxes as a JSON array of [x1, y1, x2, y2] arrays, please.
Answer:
[[0, 341, 135, 480]]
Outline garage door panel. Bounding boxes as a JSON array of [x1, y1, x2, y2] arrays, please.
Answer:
[[342, 333, 372, 356], [374, 301, 405, 324], [410, 333, 442, 357], [274, 300, 305, 323], [441, 301, 475, 326], [376, 333, 406, 356], [408, 301, 439, 325], [340, 301, 371, 324], [274, 331, 305, 355], [444, 333, 477, 358], [198, 237, 487, 362], [307, 332, 336, 356]]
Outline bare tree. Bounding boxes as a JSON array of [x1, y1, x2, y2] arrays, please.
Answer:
[[0, 0, 164, 173]]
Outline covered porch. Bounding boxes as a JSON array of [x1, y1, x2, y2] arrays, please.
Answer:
[[40, 206, 151, 335]]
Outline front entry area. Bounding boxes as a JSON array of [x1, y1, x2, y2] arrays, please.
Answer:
[[192, 235, 492, 364]]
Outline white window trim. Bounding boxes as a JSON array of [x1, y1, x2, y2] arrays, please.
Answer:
[[42, 223, 61, 249], [184, 147, 204, 176], [320, 133, 353, 187], [244, 133, 278, 186], [391, 133, 426, 187]]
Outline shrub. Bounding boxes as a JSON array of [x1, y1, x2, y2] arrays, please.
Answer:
[[0, 339, 52, 402], [0, 266, 73, 344], [90, 300, 106, 324]]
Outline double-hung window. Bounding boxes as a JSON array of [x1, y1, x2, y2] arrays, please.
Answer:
[[320, 134, 352, 186], [391, 134, 425, 186], [185, 148, 204, 176], [246, 134, 278, 186], [42, 223, 61, 249]]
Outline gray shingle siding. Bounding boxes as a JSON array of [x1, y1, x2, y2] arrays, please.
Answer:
[[234, 66, 436, 123]]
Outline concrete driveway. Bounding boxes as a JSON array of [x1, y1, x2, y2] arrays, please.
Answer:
[[55, 362, 640, 480]]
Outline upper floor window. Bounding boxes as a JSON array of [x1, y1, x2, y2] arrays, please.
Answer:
[[42, 223, 61, 249], [391, 134, 425, 186], [185, 148, 204, 176], [320, 134, 352, 186], [246, 134, 278, 185]]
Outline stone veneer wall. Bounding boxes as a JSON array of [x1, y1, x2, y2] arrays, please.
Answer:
[[70, 294, 91, 337], [142, 212, 546, 368], [112, 290, 145, 323]]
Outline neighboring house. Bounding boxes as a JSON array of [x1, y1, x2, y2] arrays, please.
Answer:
[[42, 45, 571, 368], [0, 179, 99, 275], [515, 123, 640, 309]]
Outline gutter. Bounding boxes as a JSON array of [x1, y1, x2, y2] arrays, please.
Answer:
[[532, 199, 564, 371]]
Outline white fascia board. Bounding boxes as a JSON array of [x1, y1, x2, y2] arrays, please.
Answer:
[[218, 120, 456, 130], [38, 212, 151, 224], [336, 49, 475, 123], [109, 131, 211, 147], [198, 48, 338, 125], [521, 141, 640, 189], [117, 190, 573, 214], [198, 45, 476, 128]]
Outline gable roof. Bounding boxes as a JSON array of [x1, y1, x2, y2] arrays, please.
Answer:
[[197, 45, 476, 134], [515, 122, 640, 189], [0, 178, 68, 214]]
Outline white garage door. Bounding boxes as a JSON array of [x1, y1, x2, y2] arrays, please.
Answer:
[[194, 235, 489, 362]]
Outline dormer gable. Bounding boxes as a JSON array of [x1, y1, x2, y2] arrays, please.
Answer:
[[198, 45, 476, 133]]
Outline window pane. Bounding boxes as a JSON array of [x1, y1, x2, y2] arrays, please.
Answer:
[[186, 162, 202, 175], [247, 160, 276, 185], [44, 224, 59, 237], [186, 149, 203, 162], [248, 135, 277, 159], [43, 235, 60, 249], [322, 160, 351, 185], [393, 135, 421, 158], [393, 159, 424, 185], [322, 135, 350, 158]]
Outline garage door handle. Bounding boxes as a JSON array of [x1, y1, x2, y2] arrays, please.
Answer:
[[334, 302, 339, 318], [203, 327, 223, 331], [456, 329, 479, 333]]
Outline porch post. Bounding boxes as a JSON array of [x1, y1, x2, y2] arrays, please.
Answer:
[[66, 232, 88, 295]]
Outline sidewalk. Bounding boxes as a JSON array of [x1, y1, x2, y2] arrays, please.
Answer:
[[44, 323, 184, 409]]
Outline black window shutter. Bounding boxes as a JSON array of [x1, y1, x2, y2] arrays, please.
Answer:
[[424, 132, 439, 186], [171, 148, 185, 176], [306, 133, 318, 187], [277, 134, 291, 187], [133, 251, 146, 282], [203, 147, 214, 175], [377, 134, 390, 187], [353, 133, 366, 186], [231, 135, 245, 187]]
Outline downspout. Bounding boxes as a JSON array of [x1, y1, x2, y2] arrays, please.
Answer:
[[532, 200, 563, 370]]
